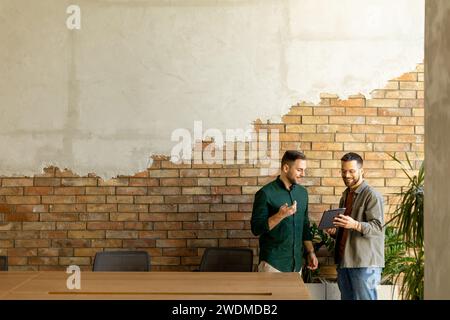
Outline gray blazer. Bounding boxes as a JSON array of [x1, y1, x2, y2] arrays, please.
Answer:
[[338, 180, 385, 268]]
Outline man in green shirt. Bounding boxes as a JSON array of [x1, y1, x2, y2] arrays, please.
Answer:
[[251, 150, 318, 272]]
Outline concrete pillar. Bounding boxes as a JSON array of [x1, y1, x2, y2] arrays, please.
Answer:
[[425, 0, 450, 299]]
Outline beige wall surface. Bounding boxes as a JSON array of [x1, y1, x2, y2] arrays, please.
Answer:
[[1, 0, 424, 178], [425, 0, 450, 300]]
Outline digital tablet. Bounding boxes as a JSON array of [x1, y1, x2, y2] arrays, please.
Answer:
[[318, 208, 346, 230]]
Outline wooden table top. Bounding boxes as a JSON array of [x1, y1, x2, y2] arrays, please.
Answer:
[[0, 271, 311, 300]]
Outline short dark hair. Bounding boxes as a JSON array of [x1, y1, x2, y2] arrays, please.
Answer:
[[341, 152, 363, 168], [281, 150, 306, 167]]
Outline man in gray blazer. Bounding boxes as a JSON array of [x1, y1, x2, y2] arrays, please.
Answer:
[[327, 152, 384, 300]]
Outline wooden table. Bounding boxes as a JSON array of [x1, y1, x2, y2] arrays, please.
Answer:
[[0, 271, 310, 300]]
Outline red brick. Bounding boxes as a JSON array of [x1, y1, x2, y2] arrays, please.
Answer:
[[90, 239, 122, 248], [15, 239, 49, 247], [148, 204, 176, 213], [77, 211, 106, 224], [219, 239, 250, 247], [6, 212, 40, 222], [54, 187, 85, 195], [223, 195, 253, 203], [209, 204, 238, 212], [34, 178, 61, 187], [74, 248, 100, 257], [168, 230, 198, 239], [149, 170, 179, 178], [135, 196, 164, 204], [226, 212, 251, 221], [23, 187, 53, 195], [182, 221, 213, 230], [116, 187, 147, 195], [87, 222, 123, 230], [23, 222, 55, 230], [163, 248, 197, 256], [59, 257, 91, 266], [214, 186, 245, 197], [139, 213, 167, 222], [164, 196, 193, 204], [85, 187, 115, 195], [0, 187, 24, 196], [139, 231, 168, 239], [98, 178, 129, 187], [122, 239, 156, 247], [228, 230, 254, 238], [182, 187, 210, 195], [154, 222, 182, 230], [160, 178, 197, 187], [198, 178, 226, 186], [0, 240, 13, 248], [198, 213, 225, 221], [180, 257, 202, 265], [152, 257, 181, 266], [68, 230, 105, 239], [52, 239, 90, 248], [2, 178, 33, 187], [56, 222, 86, 230], [7, 248, 38, 256], [209, 169, 239, 177], [129, 178, 159, 187], [42, 196, 76, 204], [86, 204, 117, 212], [178, 204, 209, 212], [160, 160, 191, 169], [107, 196, 134, 204], [148, 187, 181, 195], [193, 195, 222, 203], [214, 221, 244, 229], [110, 212, 138, 221], [8, 257, 28, 265], [180, 169, 209, 178], [76, 195, 105, 203], [50, 204, 85, 213], [197, 230, 227, 239], [62, 178, 97, 187], [186, 239, 217, 248], [6, 196, 40, 204], [29, 257, 59, 265], [156, 239, 186, 248]]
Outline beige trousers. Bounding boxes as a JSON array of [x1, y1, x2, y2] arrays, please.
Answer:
[[257, 261, 302, 276]]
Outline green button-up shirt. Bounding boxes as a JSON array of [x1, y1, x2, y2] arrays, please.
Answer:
[[251, 176, 312, 272]]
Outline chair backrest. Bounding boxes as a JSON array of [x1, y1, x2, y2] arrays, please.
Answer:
[[93, 251, 150, 272], [0, 256, 7, 271], [199, 248, 253, 272]]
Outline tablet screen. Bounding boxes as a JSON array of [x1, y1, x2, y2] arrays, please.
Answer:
[[318, 208, 346, 230]]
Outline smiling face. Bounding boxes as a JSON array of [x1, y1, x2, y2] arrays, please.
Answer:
[[283, 159, 307, 185], [341, 160, 364, 188]]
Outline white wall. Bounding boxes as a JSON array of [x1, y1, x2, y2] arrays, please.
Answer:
[[0, 0, 424, 178]]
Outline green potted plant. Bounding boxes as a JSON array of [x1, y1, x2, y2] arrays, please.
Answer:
[[384, 153, 424, 300]]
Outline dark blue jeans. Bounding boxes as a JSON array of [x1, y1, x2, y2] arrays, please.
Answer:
[[337, 267, 382, 300]]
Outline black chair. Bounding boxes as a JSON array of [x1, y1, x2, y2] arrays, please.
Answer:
[[199, 248, 253, 272], [0, 256, 7, 271], [93, 251, 150, 272]]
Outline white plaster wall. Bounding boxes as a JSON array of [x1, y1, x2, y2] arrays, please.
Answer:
[[0, 0, 424, 178]]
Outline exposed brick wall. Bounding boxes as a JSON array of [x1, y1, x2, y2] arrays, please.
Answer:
[[0, 64, 424, 271]]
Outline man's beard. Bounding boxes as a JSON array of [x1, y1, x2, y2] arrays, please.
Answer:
[[344, 174, 361, 187], [287, 173, 299, 185]]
